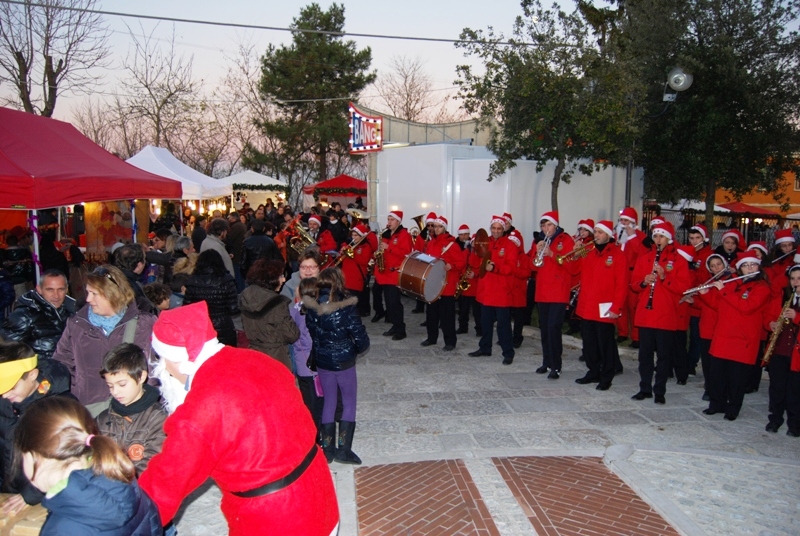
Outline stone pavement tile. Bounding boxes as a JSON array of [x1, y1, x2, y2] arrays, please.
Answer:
[[463, 458, 537, 536], [474, 432, 521, 449], [355, 433, 442, 458], [568, 394, 643, 411], [531, 386, 588, 397], [455, 390, 520, 400], [628, 450, 800, 536], [358, 400, 423, 419], [513, 430, 565, 449], [358, 417, 443, 436], [374, 391, 433, 402], [439, 415, 499, 434], [554, 429, 614, 448], [505, 397, 583, 413], [577, 410, 651, 426], [495, 372, 539, 390], [439, 433, 478, 451], [354, 459, 501, 535], [635, 408, 704, 424], [419, 399, 513, 417], [605, 423, 731, 448], [494, 456, 680, 535], [484, 412, 596, 432]]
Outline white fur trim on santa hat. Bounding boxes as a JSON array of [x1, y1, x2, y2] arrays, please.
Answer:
[[690, 225, 708, 241], [577, 222, 594, 233], [152, 333, 224, 378], [434, 215, 448, 229], [507, 234, 521, 247], [775, 231, 796, 245], [458, 224, 470, 234], [490, 215, 505, 226], [540, 212, 559, 227], [652, 226, 673, 241], [595, 222, 615, 238], [735, 255, 761, 270], [388, 211, 403, 223], [308, 214, 322, 226]]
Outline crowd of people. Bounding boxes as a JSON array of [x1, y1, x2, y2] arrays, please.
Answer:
[[0, 195, 798, 534]]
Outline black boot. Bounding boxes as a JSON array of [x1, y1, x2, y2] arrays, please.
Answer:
[[320, 423, 336, 463], [333, 421, 362, 465]]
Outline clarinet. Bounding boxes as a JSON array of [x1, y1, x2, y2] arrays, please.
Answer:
[[645, 248, 663, 310]]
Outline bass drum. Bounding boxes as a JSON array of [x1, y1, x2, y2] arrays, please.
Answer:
[[397, 252, 447, 304]]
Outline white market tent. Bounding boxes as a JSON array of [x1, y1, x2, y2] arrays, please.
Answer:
[[661, 199, 730, 212], [222, 170, 287, 208], [127, 145, 231, 200]]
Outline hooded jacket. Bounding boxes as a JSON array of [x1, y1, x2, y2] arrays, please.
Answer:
[[183, 268, 239, 347], [1, 290, 76, 360], [302, 289, 369, 371], [239, 285, 300, 370]]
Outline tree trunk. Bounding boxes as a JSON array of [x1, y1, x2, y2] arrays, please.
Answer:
[[318, 145, 328, 183], [704, 177, 716, 240], [550, 157, 566, 212]]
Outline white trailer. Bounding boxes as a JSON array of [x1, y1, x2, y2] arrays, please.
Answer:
[[374, 144, 644, 246]]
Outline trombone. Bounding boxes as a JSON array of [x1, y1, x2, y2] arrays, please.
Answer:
[[556, 241, 595, 265]]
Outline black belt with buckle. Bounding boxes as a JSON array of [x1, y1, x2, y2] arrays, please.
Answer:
[[231, 444, 319, 498]]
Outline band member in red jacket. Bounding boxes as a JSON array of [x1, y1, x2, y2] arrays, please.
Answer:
[[420, 216, 465, 351], [374, 210, 413, 340], [630, 221, 692, 404], [615, 207, 649, 347], [574, 221, 628, 390], [687, 224, 712, 376], [532, 211, 580, 379], [507, 229, 530, 348], [307, 214, 337, 256], [769, 228, 796, 296], [699, 251, 771, 420], [456, 225, 481, 336], [469, 216, 519, 364], [340, 224, 374, 316]]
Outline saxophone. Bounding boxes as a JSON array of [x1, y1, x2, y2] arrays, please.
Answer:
[[453, 268, 472, 299], [373, 226, 389, 273], [763, 295, 794, 366]]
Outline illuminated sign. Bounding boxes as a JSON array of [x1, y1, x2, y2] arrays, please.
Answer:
[[349, 103, 383, 154]]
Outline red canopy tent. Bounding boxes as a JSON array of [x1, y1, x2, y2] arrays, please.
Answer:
[[303, 174, 367, 197], [716, 202, 779, 216], [0, 107, 181, 209]]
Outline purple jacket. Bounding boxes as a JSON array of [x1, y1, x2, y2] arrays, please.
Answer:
[[289, 301, 315, 377]]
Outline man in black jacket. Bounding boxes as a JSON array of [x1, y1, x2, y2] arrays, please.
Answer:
[[240, 220, 280, 279], [0, 269, 75, 360]]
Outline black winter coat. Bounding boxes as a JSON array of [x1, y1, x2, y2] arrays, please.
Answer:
[[0, 290, 76, 360], [1, 247, 34, 285], [302, 289, 369, 371], [240, 234, 280, 278], [184, 268, 239, 346]]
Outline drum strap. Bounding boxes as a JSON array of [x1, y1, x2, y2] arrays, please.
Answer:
[[441, 241, 455, 256]]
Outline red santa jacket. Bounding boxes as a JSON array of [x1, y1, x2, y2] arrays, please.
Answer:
[[532, 229, 580, 303], [340, 238, 374, 292], [425, 232, 466, 297], [313, 228, 337, 253], [770, 255, 794, 299], [411, 234, 425, 252], [576, 241, 629, 323], [139, 347, 339, 535], [476, 235, 518, 307], [374, 226, 413, 286], [707, 277, 771, 364], [630, 243, 692, 331]]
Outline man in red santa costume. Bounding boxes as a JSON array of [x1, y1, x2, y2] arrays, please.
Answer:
[[139, 301, 339, 536]]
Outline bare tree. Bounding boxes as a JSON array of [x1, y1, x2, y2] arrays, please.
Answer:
[[0, 0, 109, 116], [374, 55, 439, 122]]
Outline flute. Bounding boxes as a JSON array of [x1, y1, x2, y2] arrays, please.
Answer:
[[679, 269, 733, 303], [682, 272, 757, 294]]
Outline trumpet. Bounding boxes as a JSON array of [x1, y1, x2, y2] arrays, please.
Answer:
[[333, 232, 369, 267], [682, 272, 757, 295], [454, 268, 472, 299], [763, 294, 794, 366], [374, 226, 389, 273], [556, 241, 595, 265], [533, 235, 552, 268]]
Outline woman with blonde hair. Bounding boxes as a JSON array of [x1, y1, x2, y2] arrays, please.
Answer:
[[14, 396, 161, 534], [53, 265, 156, 416]]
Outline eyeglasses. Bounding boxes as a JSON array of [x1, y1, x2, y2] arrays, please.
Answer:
[[92, 267, 119, 287], [299, 264, 319, 272]]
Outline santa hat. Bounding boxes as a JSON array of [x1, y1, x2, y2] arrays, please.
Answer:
[[308, 214, 322, 226], [507, 232, 521, 248], [595, 220, 615, 239], [786, 264, 800, 277], [690, 223, 709, 242], [577, 219, 595, 233], [706, 253, 728, 272], [649, 217, 666, 228], [619, 207, 638, 223], [502, 212, 513, 225], [352, 224, 368, 237], [747, 241, 768, 256], [735, 251, 761, 270], [651, 221, 675, 242], [425, 212, 437, 224], [457, 224, 470, 234], [434, 215, 448, 229], [151, 301, 222, 376], [490, 215, 506, 226], [676, 244, 695, 262], [388, 210, 403, 223], [540, 211, 559, 227], [775, 228, 795, 245], [721, 229, 744, 245]]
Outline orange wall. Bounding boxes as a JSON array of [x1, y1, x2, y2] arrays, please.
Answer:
[[715, 170, 799, 216]]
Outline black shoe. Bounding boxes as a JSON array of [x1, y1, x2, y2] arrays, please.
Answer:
[[513, 339, 523, 349], [360, 311, 370, 317], [382, 328, 396, 337], [765, 422, 780, 433], [654, 395, 666, 405], [676, 379, 687, 386], [371, 313, 385, 323], [702, 392, 710, 401], [578, 354, 586, 362], [442, 345, 455, 351], [535, 365, 549, 374], [475, 330, 483, 337], [702, 408, 719, 415], [631, 391, 653, 401], [502, 356, 514, 365], [616, 336, 628, 343], [547, 370, 560, 379], [596, 383, 611, 391], [566, 328, 578, 335], [575, 376, 595, 385], [689, 367, 697, 376], [787, 429, 800, 438], [420, 339, 436, 347], [456, 327, 468, 334], [420, 321, 427, 327], [615, 367, 624, 376], [724, 413, 737, 421], [412, 308, 425, 314], [630, 341, 639, 349], [468, 350, 491, 357], [392, 333, 407, 341]]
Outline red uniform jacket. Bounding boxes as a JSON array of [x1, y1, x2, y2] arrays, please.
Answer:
[[411, 235, 425, 252], [576, 242, 629, 323], [631, 244, 692, 331], [509, 232, 529, 307], [341, 238, 374, 292], [314, 229, 337, 253], [461, 245, 481, 298], [770, 255, 793, 299], [707, 278, 771, 364], [532, 230, 579, 303], [374, 227, 413, 286], [476, 235, 518, 307], [425, 233, 466, 297]]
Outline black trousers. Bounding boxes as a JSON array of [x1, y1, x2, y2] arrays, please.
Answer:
[[538, 302, 566, 371], [297, 375, 324, 438], [458, 295, 479, 331], [745, 342, 765, 392], [426, 295, 456, 346], [708, 356, 751, 418], [637, 327, 673, 396], [672, 330, 689, 382], [700, 338, 712, 392], [511, 306, 527, 345], [581, 320, 618, 385], [525, 278, 536, 326], [372, 280, 384, 315], [383, 284, 405, 335], [356, 283, 371, 316], [478, 305, 514, 359], [767, 353, 800, 431]]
